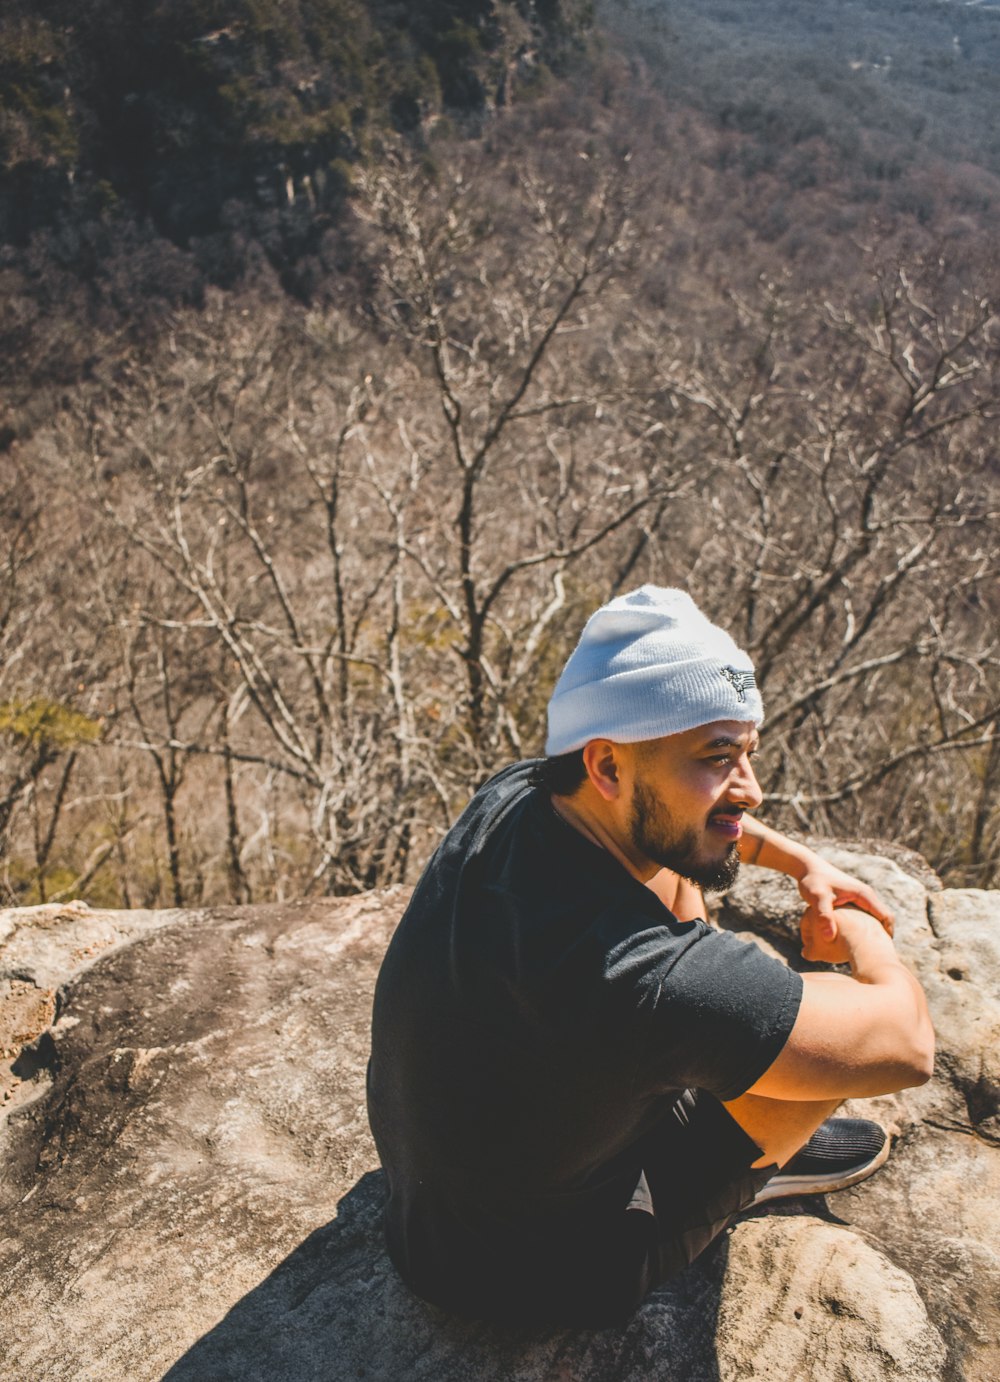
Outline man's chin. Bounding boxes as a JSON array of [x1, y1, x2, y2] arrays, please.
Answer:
[[680, 845, 741, 894]]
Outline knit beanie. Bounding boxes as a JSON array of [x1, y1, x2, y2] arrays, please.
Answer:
[[544, 585, 763, 756]]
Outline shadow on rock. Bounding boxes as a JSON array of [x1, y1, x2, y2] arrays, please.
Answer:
[[162, 1170, 729, 1382]]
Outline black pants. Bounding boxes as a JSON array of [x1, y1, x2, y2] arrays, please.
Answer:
[[466, 1089, 773, 1329], [399, 1089, 774, 1329], [609, 1087, 774, 1321]]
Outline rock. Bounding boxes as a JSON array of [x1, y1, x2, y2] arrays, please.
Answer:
[[722, 850, 1000, 1380], [925, 889, 1000, 1146], [0, 898, 182, 991], [1, 847, 997, 1380], [717, 1217, 946, 1382]]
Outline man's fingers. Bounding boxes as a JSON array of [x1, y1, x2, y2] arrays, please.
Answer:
[[799, 915, 817, 960], [830, 882, 895, 938], [801, 908, 838, 951], [804, 896, 838, 937], [799, 862, 896, 939], [851, 885, 895, 937]]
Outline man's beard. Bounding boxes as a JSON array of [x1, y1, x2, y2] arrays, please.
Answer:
[[629, 778, 741, 893]]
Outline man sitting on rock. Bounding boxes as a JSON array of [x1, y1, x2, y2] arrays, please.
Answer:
[[367, 586, 934, 1327]]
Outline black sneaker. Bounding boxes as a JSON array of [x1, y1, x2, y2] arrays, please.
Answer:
[[751, 1118, 890, 1206]]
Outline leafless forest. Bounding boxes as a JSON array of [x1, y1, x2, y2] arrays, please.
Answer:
[[3, 58, 999, 909]]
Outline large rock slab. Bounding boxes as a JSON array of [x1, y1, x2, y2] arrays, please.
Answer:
[[0, 847, 997, 1380], [717, 1216, 946, 1382], [722, 849, 1000, 1381]]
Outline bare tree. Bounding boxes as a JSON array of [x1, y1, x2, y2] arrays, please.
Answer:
[[8, 134, 1000, 904], [358, 142, 695, 771], [627, 258, 1000, 871], [0, 459, 106, 902]]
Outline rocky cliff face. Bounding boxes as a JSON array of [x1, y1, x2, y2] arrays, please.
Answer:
[[1, 846, 997, 1381]]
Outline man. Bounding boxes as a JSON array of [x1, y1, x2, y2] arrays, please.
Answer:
[[367, 586, 934, 1326]]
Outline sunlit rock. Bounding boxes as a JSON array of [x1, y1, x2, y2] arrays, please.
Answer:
[[1, 848, 997, 1380]]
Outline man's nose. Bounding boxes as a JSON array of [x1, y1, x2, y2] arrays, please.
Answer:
[[730, 755, 763, 811]]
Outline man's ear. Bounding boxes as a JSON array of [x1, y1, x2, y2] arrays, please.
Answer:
[[582, 740, 623, 801]]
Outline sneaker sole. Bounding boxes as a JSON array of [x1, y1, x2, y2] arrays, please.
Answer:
[[751, 1132, 891, 1206]]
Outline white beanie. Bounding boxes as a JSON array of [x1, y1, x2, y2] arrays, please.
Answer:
[[545, 585, 763, 756]]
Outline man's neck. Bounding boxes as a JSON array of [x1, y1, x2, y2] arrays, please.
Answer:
[[549, 790, 654, 883]]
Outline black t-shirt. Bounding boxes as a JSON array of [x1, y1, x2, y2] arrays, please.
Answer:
[[367, 761, 802, 1317]]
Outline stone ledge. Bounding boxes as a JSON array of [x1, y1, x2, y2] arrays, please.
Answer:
[[0, 856, 997, 1380]]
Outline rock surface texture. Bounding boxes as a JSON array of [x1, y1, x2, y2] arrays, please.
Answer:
[[1, 846, 997, 1381]]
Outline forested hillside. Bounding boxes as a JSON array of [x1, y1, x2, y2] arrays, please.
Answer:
[[0, 0, 591, 410], [621, 0, 1000, 171], [609, 0, 1000, 250], [2, 1, 998, 908], [2, 0, 590, 240]]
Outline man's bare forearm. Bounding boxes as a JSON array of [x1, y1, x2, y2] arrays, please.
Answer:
[[739, 815, 812, 876], [819, 907, 935, 1078]]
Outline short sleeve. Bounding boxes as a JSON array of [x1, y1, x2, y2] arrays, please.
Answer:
[[622, 923, 803, 1102]]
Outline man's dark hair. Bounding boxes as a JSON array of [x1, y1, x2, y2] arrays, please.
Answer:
[[532, 749, 588, 797]]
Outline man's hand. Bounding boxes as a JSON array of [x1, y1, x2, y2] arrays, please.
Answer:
[[800, 904, 872, 964], [797, 858, 894, 959], [748, 904, 935, 1098], [738, 816, 895, 957]]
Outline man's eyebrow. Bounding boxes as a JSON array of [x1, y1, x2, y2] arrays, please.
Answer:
[[703, 735, 760, 751]]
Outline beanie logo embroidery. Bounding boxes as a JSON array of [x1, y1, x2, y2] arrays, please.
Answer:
[[720, 666, 757, 702]]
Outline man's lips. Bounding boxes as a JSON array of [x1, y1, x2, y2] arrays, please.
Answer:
[[708, 812, 743, 839]]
